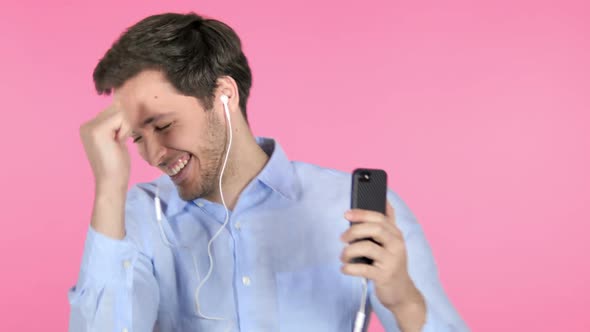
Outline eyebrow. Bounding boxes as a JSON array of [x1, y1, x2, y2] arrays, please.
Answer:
[[142, 114, 166, 126]]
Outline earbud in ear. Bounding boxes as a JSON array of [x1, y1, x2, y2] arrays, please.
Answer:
[[220, 94, 231, 122]]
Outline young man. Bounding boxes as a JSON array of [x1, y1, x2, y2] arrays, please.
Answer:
[[69, 12, 467, 332]]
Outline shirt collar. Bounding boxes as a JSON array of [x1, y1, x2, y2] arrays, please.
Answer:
[[255, 136, 301, 201], [160, 136, 301, 217]]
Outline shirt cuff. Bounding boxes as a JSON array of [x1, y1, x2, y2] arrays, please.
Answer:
[[77, 226, 139, 288]]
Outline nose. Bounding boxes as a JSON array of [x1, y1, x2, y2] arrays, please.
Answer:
[[144, 137, 167, 167]]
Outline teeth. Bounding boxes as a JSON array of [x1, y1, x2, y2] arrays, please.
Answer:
[[169, 157, 189, 176]]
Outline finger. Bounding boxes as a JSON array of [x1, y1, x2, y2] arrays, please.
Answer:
[[341, 262, 381, 281], [340, 222, 398, 246], [116, 116, 133, 143], [99, 108, 132, 143], [345, 209, 386, 224], [340, 240, 390, 265], [384, 202, 405, 241], [386, 202, 397, 225]]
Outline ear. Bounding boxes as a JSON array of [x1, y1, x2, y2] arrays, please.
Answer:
[[216, 76, 240, 112]]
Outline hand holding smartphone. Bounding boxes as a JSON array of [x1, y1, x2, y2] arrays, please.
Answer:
[[349, 168, 388, 265]]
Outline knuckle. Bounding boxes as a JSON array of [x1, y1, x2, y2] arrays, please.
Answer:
[[343, 249, 352, 259], [364, 243, 379, 257], [342, 246, 353, 258], [360, 241, 374, 251], [360, 264, 370, 275]]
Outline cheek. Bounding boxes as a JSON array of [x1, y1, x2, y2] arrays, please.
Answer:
[[136, 143, 148, 161], [171, 126, 205, 149], [162, 130, 188, 149]]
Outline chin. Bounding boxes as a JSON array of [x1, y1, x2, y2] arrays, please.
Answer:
[[177, 190, 194, 201], [172, 181, 193, 200], [176, 179, 210, 202], [176, 186, 199, 201]]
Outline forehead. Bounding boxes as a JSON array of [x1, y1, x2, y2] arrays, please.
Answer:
[[114, 70, 177, 121], [115, 69, 174, 101]]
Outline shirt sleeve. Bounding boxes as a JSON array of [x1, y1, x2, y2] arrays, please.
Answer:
[[68, 188, 160, 332], [370, 191, 470, 332]]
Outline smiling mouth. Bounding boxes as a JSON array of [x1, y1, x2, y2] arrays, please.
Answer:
[[164, 153, 193, 183]]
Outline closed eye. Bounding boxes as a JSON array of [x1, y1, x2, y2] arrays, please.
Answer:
[[132, 122, 172, 143], [155, 123, 172, 131]]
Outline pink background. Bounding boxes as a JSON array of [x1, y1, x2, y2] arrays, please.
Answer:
[[1, 0, 589, 331]]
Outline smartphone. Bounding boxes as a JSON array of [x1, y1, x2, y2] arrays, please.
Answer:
[[349, 168, 388, 265]]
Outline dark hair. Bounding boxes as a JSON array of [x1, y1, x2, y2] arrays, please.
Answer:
[[93, 12, 252, 122]]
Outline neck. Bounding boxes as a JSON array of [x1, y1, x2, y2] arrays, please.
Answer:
[[205, 127, 269, 210]]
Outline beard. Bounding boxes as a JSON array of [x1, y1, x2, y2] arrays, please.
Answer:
[[176, 111, 228, 201]]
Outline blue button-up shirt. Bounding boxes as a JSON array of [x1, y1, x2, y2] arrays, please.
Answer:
[[68, 137, 468, 331]]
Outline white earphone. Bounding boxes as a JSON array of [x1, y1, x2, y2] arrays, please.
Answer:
[[193, 93, 233, 325], [154, 93, 234, 331], [220, 94, 230, 121]]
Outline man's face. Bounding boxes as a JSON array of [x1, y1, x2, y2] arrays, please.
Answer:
[[115, 70, 226, 201]]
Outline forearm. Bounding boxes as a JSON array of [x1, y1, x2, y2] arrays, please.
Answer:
[[91, 186, 126, 239]]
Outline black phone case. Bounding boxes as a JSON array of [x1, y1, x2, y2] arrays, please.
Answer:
[[350, 168, 388, 265]]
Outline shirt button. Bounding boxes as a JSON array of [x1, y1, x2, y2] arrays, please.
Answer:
[[196, 202, 205, 208], [234, 221, 241, 230], [123, 260, 131, 269], [122, 328, 129, 332], [242, 276, 251, 286]]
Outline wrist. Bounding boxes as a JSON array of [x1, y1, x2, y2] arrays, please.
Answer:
[[95, 180, 128, 197], [91, 189, 127, 240], [388, 284, 426, 332]]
